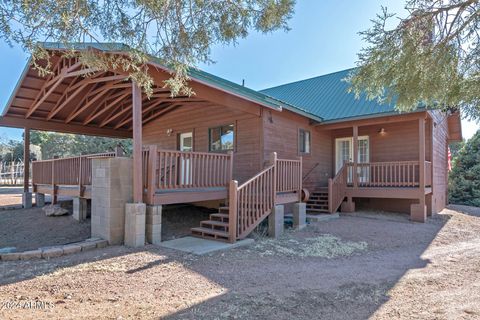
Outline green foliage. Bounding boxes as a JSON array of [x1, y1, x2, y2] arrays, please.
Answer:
[[0, 0, 295, 96], [349, 1, 480, 120], [30, 131, 131, 159], [449, 130, 480, 206], [0, 139, 36, 162]]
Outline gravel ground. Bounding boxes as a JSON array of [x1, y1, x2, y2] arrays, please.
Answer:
[[1, 205, 479, 319]]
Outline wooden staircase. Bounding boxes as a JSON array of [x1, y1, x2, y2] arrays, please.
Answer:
[[191, 152, 303, 242], [191, 206, 230, 242], [306, 188, 330, 214]]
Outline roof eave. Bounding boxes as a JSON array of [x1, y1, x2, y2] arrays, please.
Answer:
[[2, 57, 32, 117], [315, 109, 427, 126]]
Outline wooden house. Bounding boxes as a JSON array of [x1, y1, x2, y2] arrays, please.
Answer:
[[0, 43, 462, 243]]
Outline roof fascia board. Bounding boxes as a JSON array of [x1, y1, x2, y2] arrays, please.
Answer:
[[2, 57, 32, 117]]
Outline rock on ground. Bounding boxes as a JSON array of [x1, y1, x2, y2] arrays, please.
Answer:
[[43, 205, 69, 216]]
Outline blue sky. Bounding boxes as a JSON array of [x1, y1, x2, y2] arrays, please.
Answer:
[[0, 0, 478, 141]]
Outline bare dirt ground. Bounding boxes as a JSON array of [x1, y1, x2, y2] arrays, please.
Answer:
[[0, 186, 27, 208], [0, 204, 90, 251], [1, 205, 480, 320]]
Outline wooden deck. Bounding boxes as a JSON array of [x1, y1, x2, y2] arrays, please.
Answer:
[[326, 160, 433, 213]]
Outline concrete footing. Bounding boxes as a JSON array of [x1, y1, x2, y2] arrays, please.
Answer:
[[146, 205, 162, 244], [293, 202, 306, 230], [125, 203, 146, 247], [35, 193, 45, 207], [73, 197, 88, 221], [268, 205, 284, 238], [410, 203, 427, 222], [22, 192, 32, 208], [91, 157, 133, 245]]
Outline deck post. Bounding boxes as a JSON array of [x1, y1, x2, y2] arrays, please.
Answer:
[[228, 150, 234, 182], [228, 180, 238, 243], [146, 145, 158, 204], [269, 152, 277, 202], [298, 156, 303, 202], [22, 127, 32, 208], [132, 82, 143, 203], [352, 125, 358, 188], [411, 117, 427, 222]]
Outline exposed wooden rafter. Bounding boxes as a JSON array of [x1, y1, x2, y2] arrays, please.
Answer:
[[87, 91, 131, 126], [65, 81, 127, 123]]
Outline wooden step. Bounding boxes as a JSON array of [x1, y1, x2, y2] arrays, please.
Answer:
[[191, 227, 229, 241], [308, 199, 328, 203], [210, 213, 229, 222], [307, 208, 330, 213], [200, 220, 229, 229], [310, 193, 328, 197], [219, 206, 229, 213]]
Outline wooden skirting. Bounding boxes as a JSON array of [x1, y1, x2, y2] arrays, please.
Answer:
[[275, 192, 300, 205], [35, 184, 91, 199], [151, 188, 228, 205], [346, 187, 432, 199]]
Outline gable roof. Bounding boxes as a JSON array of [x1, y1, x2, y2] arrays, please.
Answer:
[[36, 42, 324, 121], [260, 68, 401, 122]]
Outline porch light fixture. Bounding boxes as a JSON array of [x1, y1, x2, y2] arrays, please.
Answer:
[[378, 127, 386, 135], [166, 128, 173, 136]]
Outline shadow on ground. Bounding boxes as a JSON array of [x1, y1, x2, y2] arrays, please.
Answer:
[[0, 206, 468, 319]]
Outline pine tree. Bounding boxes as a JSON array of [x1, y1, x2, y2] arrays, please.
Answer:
[[449, 130, 480, 206]]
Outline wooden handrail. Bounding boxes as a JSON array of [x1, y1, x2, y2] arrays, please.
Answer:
[[142, 146, 234, 204], [32, 151, 117, 187], [228, 152, 302, 242], [346, 161, 427, 188], [328, 163, 348, 213]]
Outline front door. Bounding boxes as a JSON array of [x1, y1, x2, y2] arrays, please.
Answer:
[[335, 136, 369, 183], [179, 132, 193, 185]]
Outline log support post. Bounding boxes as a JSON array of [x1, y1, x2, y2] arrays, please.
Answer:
[[22, 127, 32, 208], [125, 81, 146, 247], [411, 117, 427, 222]]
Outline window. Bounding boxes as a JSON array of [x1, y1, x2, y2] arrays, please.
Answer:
[[209, 124, 234, 152], [299, 129, 311, 154]]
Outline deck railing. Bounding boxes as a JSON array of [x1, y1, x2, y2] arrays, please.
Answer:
[[328, 163, 348, 213], [276, 158, 302, 194], [228, 153, 302, 242], [32, 151, 118, 187], [345, 161, 433, 188], [143, 145, 234, 203]]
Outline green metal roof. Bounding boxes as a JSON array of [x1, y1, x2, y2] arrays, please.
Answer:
[[260, 68, 401, 122], [10, 43, 409, 124], [38, 42, 327, 120]]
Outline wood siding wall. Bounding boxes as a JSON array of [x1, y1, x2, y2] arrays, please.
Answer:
[[262, 109, 332, 190], [143, 104, 262, 184], [429, 110, 449, 213], [330, 120, 426, 164]]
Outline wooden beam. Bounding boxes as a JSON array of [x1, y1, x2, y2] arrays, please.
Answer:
[[132, 82, 143, 203], [47, 78, 91, 120], [114, 99, 166, 129], [142, 104, 180, 125], [419, 117, 426, 195], [26, 75, 65, 118], [65, 82, 121, 123], [353, 125, 358, 188], [23, 127, 30, 193], [0, 115, 131, 138], [317, 112, 427, 130], [86, 91, 131, 126]]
